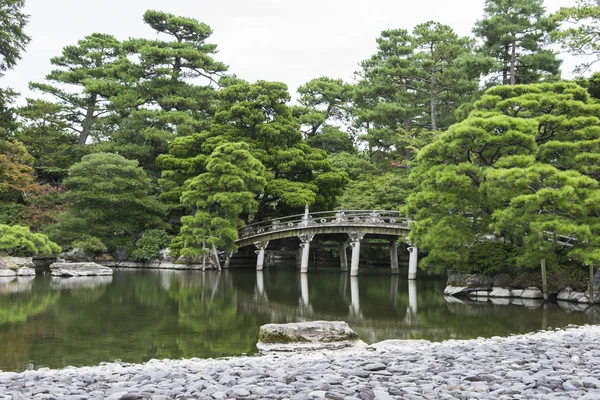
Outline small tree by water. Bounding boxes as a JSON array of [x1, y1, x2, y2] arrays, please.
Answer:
[[48, 153, 164, 251]]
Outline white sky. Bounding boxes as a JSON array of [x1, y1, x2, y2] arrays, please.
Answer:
[[3, 0, 580, 102]]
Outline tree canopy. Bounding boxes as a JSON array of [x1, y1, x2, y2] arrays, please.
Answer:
[[159, 79, 348, 227], [174, 142, 267, 257], [406, 83, 600, 271], [473, 0, 561, 85], [0, 224, 60, 256], [0, 0, 29, 74], [48, 153, 164, 250], [551, 0, 600, 74]]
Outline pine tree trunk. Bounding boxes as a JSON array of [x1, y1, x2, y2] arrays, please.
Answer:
[[510, 39, 516, 85], [503, 45, 509, 85], [78, 93, 97, 145], [400, 79, 409, 132], [212, 243, 221, 271], [541, 257, 548, 300], [431, 74, 437, 131]]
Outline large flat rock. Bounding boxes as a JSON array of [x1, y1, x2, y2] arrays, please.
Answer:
[[0, 256, 17, 277], [10, 257, 35, 268], [49, 262, 113, 277], [257, 321, 364, 353], [100, 261, 213, 270], [0, 269, 16, 277]]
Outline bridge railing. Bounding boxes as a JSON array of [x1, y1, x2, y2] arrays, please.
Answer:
[[239, 210, 407, 239]]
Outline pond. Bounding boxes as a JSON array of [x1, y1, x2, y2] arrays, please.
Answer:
[[0, 268, 598, 372]]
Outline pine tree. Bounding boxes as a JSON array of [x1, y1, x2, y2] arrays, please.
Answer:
[[473, 0, 561, 85]]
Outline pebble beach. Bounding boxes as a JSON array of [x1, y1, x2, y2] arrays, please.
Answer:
[[2, 325, 600, 400]]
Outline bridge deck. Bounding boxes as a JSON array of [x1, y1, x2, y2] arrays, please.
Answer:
[[236, 210, 410, 248]]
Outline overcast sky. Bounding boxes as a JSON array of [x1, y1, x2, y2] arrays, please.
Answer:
[[4, 0, 579, 102]]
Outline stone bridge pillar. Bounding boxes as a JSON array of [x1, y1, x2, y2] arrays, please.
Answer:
[[299, 234, 315, 274], [348, 232, 365, 276], [254, 240, 269, 271], [408, 245, 419, 280]]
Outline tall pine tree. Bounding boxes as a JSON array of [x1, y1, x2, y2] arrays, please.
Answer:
[[473, 0, 561, 85]]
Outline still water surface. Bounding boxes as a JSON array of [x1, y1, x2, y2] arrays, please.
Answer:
[[0, 268, 598, 372]]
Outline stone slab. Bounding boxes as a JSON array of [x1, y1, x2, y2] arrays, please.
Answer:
[[50, 262, 113, 277], [257, 321, 363, 353]]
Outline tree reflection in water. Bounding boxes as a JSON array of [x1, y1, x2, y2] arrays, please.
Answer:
[[0, 269, 598, 372]]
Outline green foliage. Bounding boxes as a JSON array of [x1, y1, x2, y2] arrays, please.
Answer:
[[160, 80, 348, 221], [339, 171, 411, 210], [176, 142, 266, 255], [3, 3, 595, 268], [98, 10, 228, 177], [551, 0, 600, 74], [0, 202, 23, 225], [48, 153, 164, 251], [574, 72, 600, 101], [411, 21, 478, 131], [306, 126, 355, 154], [0, 224, 61, 256], [131, 229, 171, 261], [15, 99, 79, 183], [0, 0, 30, 74], [465, 242, 517, 274], [72, 236, 107, 254], [328, 152, 377, 180], [29, 33, 127, 146], [406, 82, 600, 272], [473, 0, 561, 85], [356, 28, 418, 135], [354, 24, 476, 170], [293, 76, 354, 142], [0, 139, 37, 198], [22, 184, 70, 232]]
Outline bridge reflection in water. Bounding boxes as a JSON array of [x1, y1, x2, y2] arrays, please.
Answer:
[[252, 269, 423, 342], [236, 208, 417, 279], [146, 269, 588, 344]]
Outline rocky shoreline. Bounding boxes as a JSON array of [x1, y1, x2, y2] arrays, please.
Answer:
[[445, 272, 600, 305], [1, 325, 600, 399]]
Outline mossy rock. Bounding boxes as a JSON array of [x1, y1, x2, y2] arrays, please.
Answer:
[[258, 329, 310, 344], [0, 256, 17, 270], [257, 321, 363, 353]]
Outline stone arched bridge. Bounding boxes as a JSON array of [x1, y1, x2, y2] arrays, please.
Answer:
[[235, 208, 417, 278]]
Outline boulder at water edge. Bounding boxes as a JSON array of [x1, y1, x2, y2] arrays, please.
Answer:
[[521, 287, 543, 299], [50, 262, 113, 277], [0, 257, 16, 277], [257, 321, 364, 353], [447, 273, 492, 290], [58, 248, 92, 262]]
